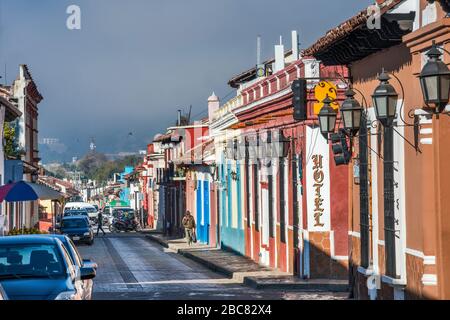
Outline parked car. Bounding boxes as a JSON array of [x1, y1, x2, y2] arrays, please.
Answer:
[[60, 216, 94, 246], [64, 209, 98, 226], [64, 202, 99, 222], [42, 235, 97, 300], [0, 235, 96, 300], [0, 284, 8, 300]]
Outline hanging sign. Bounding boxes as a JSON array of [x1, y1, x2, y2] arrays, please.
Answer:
[[313, 81, 339, 115]]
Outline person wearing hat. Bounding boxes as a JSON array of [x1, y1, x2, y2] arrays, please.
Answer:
[[182, 210, 196, 246]]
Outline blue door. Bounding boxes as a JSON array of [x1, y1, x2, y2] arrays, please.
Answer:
[[196, 180, 202, 242], [203, 181, 210, 244]]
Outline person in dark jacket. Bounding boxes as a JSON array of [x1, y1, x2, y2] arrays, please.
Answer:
[[96, 211, 106, 236], [182, 211, 196, 246]]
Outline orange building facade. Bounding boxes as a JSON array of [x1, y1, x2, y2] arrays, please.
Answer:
[[305, 0, 450, 299]]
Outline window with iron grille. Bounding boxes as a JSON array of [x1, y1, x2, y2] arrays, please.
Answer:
[[253, 163, 259, 231], [245, 160, 251, 228], [359, 114, 370, 269], [268, 166, 274, 238], [292, 154, 300, 248], [384, 125, 397, 278], [279, 158, 286, 243]]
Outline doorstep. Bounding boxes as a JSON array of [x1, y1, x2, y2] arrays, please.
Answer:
[[244, 276, 349, 292]]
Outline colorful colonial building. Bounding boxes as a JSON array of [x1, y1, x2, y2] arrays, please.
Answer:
[[304, 0, 450, 299]]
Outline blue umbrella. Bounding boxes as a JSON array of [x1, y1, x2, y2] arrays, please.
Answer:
[[0, 181, 63, 202]]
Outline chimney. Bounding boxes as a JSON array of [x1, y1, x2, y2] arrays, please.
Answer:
[[177, 110, 182, 126], [291, 30, 300, 61], [208, 92, 220, 124], [274, 36, 285, 73]]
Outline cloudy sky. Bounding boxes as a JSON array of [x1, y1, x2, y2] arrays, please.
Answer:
[[0, 0, 372, 163]]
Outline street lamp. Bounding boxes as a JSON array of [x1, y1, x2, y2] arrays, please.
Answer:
[[340, 88, 363, 136], [318, 95, 338, 136], [419, 41, 450, 112], [372, 70, 399, 127]]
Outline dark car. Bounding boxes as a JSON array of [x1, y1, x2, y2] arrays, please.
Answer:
[[60, 216, 94, 245], [0, 235, 96, 300], [42, 235, 97, 300]]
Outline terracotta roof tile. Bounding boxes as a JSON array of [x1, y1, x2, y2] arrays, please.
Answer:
[[303, 0, 403, 57]]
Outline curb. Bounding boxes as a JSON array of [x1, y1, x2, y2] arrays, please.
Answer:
[[144, 233, 348, 292], [243, 277, 349, 292], [144, 234, 236, 278], [178, 250, 234, 278], [144, 234, 170, 249]]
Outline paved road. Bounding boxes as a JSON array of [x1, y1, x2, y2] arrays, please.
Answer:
[[77, 232, 347, 300]]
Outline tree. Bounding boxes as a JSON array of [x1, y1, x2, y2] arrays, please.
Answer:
[[76, 152, 141, 183], [3, 122, 22, 159], [77, 152, 108, 178]]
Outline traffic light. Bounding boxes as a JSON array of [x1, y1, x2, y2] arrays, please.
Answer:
[[292, 79, 307, 121], [330, 129, 351, 166]]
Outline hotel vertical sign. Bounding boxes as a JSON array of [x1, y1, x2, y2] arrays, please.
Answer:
[[306, 126, 331, 231]]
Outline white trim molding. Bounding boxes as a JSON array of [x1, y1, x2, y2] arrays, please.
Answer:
[[422, 274, 437, 286], [405, 247, 424, 259], [424, 256, 436, 265], [348, 231, 360, 238], [404, 248, 436, 266]]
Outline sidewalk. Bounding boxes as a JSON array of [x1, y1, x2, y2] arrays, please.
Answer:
[[143, 231, 349, 292]]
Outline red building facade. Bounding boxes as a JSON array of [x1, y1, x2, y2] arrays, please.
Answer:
[[223, 58, 350, 278]]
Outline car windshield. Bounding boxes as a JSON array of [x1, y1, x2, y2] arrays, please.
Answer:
[[85, 208, 96, 213], [64, 211, 88, 217], [0, 244, 65, 279], [61, 219, 88, 229]]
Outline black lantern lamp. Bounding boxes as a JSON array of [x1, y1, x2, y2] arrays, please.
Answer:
[[266, 131, 273, 159], [318, 95, 338, 136], [419, 41, 450, 112], [372, 70, 399, 127], [279, 131, 291, 158], [340, 88, 363, 136]]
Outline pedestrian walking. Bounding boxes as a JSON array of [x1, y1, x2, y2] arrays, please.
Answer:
[[96, 210, 106, 236], [143, 209, 148, 228], [182, 211, 196, 246]]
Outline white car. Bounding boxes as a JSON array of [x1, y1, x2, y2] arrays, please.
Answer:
[[64, 202, 99, 221]]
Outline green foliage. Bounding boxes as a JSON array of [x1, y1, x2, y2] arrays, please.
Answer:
[[7, 228, 48, 236], [46, 167, 67, 179], [3, 122, 21, 159], [77, 153, 141, 183]]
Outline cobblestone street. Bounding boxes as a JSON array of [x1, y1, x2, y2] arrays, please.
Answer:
[[77, 232, 348, 300]]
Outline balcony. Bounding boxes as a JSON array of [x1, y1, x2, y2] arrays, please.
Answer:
[[212, 95, 243, 122]]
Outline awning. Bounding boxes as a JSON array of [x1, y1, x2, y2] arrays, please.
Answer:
[[0, 181, 63, 202]]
